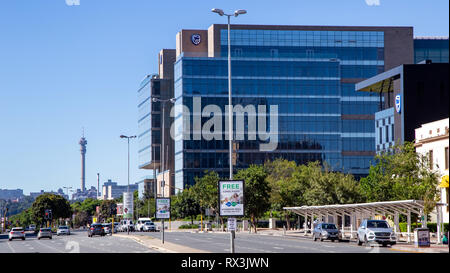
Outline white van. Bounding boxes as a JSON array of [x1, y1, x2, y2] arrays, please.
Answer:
[[135, 218, 153, 232]]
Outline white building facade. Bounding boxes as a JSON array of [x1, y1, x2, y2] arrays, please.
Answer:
[[415, 118, 449, 223]]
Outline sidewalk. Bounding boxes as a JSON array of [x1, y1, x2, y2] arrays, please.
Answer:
[[114, 233, 209, 253]]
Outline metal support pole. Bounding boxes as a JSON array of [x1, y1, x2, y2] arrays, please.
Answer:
[[227, 15, 233, 181], [304, 213, 308, 235], [407, 211, 411, 243], [230, 230, 235, 253], [341, 213, 345, 238], [437, 205, 442, 245]]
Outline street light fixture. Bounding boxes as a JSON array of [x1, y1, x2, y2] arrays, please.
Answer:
[[212, 7, 247, 255], [120, 135, 137, 193], [211, 8, 246, 180]]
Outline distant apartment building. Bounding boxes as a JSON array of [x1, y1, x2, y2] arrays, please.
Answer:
[[0, 189, 24, 201], [72, 186, 97, 201], [415, 118, 449, 223], [29, 188, 69, 200], [100, 179, 138, 200]]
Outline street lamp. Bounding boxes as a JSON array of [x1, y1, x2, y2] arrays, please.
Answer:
[[211, 8, 247, 180], [120, 135, 137, 193], [212, 8, 247, 255], [152, 97, 176, 198]]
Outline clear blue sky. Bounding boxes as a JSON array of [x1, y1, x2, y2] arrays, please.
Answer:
[[0, 0, 448, 195]]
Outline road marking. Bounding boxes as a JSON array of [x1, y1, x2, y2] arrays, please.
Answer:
[[273, 247, 283, 249], [6, 242, 16, 253]]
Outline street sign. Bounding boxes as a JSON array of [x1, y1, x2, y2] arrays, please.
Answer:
[[156, 198, 171, 219], [227, 218, 237, 231], [218, 180, 244, 217]]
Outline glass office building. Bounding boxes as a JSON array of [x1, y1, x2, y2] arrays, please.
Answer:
[[414, 37, 449, 63], [168, 25, 414, 191]]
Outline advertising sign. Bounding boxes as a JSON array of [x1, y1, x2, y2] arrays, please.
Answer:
[[123, 192, 134, 219], [415, 228, 430, 247], [219, 180, 244, 216], [116, 203, 123, 216], [227, 218, 237, 231], [395, 94, 401, 113], [156, 198, 171, 219]]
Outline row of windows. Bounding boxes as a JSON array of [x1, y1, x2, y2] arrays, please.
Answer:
[[219, 46, 384, 60], [182, 59, 339, 78], [180, 78, 342, 96], [342, 101, 380, 115], [342, 120, 375, 133], [342, 138, 375, 151]]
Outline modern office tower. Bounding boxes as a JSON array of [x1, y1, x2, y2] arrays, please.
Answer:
[[139, 24, 416, 194], [100, 179, 139, 200], [356, 62, 449, 154], [138, 49, 176, 197], [414, 37, 449, 63], [79, 135, 87, 192], [171, 25, 414, 191]]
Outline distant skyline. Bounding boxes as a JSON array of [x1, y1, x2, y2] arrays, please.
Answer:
[[0, 0, 448, 195]]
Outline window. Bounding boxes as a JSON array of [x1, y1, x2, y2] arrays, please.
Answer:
[[385, 125, 389, 142], [379, 127, 382, 144], [445, 147, 449, 170], [391, 124, 395, 142]]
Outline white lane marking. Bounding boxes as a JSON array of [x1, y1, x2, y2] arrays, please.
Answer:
[[35, 240, 65, 253], [6, 242, 16, 253], [273, 246, 284, 249]]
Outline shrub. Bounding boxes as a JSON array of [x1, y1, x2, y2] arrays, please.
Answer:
[[398, 222, 448, 233], [178, 224, 199, 229]]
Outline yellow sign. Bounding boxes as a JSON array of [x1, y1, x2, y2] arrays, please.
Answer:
[[92, 217, 97, 223], [439, 175, 449, 188]]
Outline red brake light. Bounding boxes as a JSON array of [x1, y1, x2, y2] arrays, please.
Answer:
[[90, 227, 94, 230]]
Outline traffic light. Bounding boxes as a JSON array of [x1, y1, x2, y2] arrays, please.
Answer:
[[44, 210, 49, 220]]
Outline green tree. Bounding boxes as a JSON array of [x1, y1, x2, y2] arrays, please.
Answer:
[[360, 142, 440, 214], [191, 171, 220, 214], [265, 159, 307, 229], [99, 200, 117, 222], [31, 193, 72, 226], [235, 165, 270, 233], [173, 188, 200, 224]]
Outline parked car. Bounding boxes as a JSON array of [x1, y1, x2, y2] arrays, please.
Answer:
[[135, 218, 153, 231], [9, 227, 26, 241], [27, 224, 36, 232], [357, 219, 396, 247], [38, 228, 53, 240], [120, 220, 134, 232], [88, 223, 105, 237], [57, 226, 70, 236], [313, 223, 341, 242], [102, 223, 112, 235], [142, 221, 156, 232], [113, 222, 119, 233]]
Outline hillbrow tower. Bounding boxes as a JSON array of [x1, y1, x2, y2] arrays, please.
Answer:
[[79, 133, 87, 192]]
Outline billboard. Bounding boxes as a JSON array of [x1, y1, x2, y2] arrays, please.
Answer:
[[123, 192, 134, 219], [156, 198, 170, 219], [218, 180, 244, 216], [116, 203, 123, 216]]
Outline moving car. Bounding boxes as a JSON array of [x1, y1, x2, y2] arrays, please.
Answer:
[[9, 227, 26, 241], [38, 228, 53, 240], [113, 222, 119, 233], [357, 219, 396, 247], [102, 223, 112, 235], [27, 224, 36, 232], [88, 223, 105, 237], [313, 223, 341, 242], [142, 221, 156, 232], [57, 225, 70, 236]]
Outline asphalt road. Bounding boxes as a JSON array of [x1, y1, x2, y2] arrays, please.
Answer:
[[131, 231, 402, 253], [0, 230, 158, 253]]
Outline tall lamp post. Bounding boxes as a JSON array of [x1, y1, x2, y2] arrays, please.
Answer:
[[152, 97, 176, 244], [212, 8, 247, 254], [120, 134, 136, 233], [212, 8, 246, 180]]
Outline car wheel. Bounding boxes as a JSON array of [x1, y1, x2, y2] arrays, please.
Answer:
[[38, 238, 40, 240], [382, 242, 388, 247], [9, 239, 12, 241], [357, 236, 362, 246], [22, 238, 25, 240], [320, 236, 324, 242], [364, 236, 371, 247], [331, 239, 335, 242], [313, 234, 317, 241]]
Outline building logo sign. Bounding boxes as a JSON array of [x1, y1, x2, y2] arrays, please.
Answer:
[[395, 95, 401, 113], [218, 180, 244, 217], [191, 34, 201, 45]]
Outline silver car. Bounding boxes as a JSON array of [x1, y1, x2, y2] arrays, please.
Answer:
[[38, 228, 53, 240], [57, 226, 70, 236], [312, 223, 342, 242], [9, 227, 26, 241], [357, 219, 396, 247]]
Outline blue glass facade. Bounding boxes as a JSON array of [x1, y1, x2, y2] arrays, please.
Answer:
[[414, 38, 449, 64], [173, 28, 388, 190]]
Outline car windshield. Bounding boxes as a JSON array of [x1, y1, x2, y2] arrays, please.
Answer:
[[59, 226, 68, 229], [367, 221, 389, 228], [145, 222, 154, 225], [322, 224, 337, 229], [12, 228, 23, 231], [40, 228, 51, 231]]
